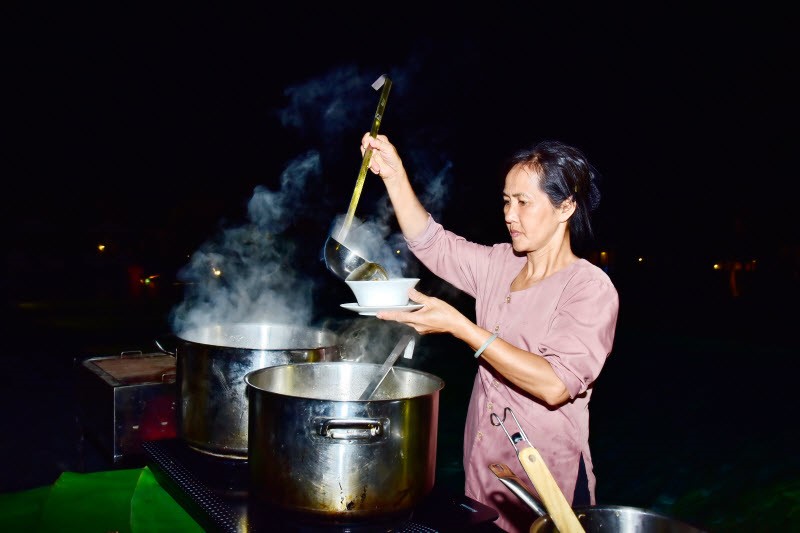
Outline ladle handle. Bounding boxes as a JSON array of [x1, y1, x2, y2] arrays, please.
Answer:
[[517, 446, 585, 533], [338, 75, 393, 242], [488, 463, 548, 517], [358, 332, 413, 401]]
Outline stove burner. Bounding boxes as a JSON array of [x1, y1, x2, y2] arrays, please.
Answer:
[[143, 439, 500, 532]]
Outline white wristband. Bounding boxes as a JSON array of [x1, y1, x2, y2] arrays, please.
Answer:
[[474, 333, 498, 359]]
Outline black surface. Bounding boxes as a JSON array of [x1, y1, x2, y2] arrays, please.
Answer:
[[143, 439, 501, 532]]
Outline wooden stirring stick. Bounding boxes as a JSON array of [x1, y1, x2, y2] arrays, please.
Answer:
[[491, 407, 585, 533], [517, 445, 584, 533]]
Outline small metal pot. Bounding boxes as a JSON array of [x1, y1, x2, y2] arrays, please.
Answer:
[[490, 462, 707, 532], [245, 361, 444, 526], [171, 323, 341, 459], [529, 505, 706, 532]]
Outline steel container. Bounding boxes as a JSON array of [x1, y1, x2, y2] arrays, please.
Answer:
[[245, 361, 444, 526], [174, 323, 341, 459]]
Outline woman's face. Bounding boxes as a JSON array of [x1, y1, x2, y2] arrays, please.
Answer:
[[503, 165, 571, 254]]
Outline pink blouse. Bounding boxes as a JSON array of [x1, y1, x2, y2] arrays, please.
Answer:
[[407, 215, 619, 533]]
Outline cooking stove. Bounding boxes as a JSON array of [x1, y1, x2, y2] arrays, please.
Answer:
[[143, 439, 500, 532]]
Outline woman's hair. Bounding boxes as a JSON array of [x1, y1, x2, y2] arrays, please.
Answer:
[[505, 140, 601, 253]]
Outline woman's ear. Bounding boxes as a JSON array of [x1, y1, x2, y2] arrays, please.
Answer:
[[558, 197, 577, 221]]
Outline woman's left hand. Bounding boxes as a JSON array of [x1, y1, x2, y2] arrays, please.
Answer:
[[376, 288, 468, 335]]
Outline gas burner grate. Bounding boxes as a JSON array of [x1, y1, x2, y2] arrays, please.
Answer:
[[143, 439, 499, 532], [143, 440, 244, 532]]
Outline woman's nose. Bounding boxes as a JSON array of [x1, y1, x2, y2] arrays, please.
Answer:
[[504, 206, 517, 223]]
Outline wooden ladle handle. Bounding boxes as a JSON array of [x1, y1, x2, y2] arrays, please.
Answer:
[[517, 446, 585, 533]]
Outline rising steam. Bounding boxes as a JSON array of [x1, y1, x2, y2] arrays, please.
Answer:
[[169, 59, 456, 363]]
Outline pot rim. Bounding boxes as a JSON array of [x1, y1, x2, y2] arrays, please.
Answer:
[[175, 322, 340, 350], [244, 361, 445, 401], [532, 504, 706, 532]]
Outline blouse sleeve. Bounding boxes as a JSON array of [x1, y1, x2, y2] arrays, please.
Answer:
[[405, 214, 490, 299], [538, 276, 619, 398]]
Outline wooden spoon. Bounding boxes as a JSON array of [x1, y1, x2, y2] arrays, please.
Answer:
[[516, 445, 584, 533], [491, 407, 584, 533]]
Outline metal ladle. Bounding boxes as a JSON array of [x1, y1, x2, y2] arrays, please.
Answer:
[[358, 333, 415, 401], [323, 235, 389, 281], [323, 74, 392, 282]]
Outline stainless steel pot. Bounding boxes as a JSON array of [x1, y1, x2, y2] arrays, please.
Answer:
[[529, 505, 706, 532], [490, 462, 707, 532], [173, 323, 341, 459], [245, 361, 444, 525]]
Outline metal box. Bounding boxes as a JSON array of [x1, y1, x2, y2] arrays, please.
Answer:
[[77, 351, 178, 464]]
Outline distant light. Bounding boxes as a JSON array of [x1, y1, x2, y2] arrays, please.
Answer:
[[98, 244, 106, 252], [637, 257, 644, 263], [212, 268, 222, 277], [600, 251, 607, 258], [395, 249, 401, 255], [713, 263, 721, 270]]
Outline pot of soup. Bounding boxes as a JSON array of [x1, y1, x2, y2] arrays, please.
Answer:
[[160, 322, 342, 459], [245, 361, 444, 526]]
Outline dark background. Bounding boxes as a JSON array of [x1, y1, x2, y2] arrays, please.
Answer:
[[3, 4, 798, 532], [7, 4, 797, 275]]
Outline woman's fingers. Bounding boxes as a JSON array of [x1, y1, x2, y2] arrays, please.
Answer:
[[407, 287, 426, 304]]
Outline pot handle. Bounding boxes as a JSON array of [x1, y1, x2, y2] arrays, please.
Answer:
[[154, 333, 180, 356], [517, 446, 585, 533], [492, 407, 585, 533], [316, 418, 387, 442]]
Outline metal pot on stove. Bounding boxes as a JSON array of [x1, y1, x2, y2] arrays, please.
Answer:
[[245, 361, 444, 525], [161, 322, 342, 459], [490, 462, 707, 532]]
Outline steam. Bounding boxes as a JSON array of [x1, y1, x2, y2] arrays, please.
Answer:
[[169, 57, 458, 361], [170, 151, 322, 335]]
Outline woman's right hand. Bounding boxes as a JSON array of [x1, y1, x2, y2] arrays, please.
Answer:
[[361, 133, 405, 183], [361, 132, 429, 241]]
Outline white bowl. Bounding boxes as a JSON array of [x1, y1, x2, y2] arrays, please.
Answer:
[[346, 278, 420, 307]]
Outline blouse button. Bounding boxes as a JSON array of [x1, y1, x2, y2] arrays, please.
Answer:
[[477, 431, 483, 441], [506, 295, 511, 303], [487, 402, 493, 411]]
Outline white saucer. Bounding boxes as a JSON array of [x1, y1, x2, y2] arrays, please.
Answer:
[[341, 302, 424, 316]]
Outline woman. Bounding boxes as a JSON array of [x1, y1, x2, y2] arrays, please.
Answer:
[[363, 133, 619, 532]]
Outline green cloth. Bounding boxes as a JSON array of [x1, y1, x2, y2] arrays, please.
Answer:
[[0, 467, 202, 533], [0, 485, 51, 531], [131, 467, 203, 533]]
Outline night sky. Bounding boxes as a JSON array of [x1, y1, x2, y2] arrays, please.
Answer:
[[6, 5, 797, 299]]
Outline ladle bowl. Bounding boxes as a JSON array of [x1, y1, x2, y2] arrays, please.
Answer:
[[323, 235, 388, 281]]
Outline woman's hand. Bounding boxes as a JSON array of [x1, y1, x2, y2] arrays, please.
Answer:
[[376, 288, 470, 336], [361, 133, 404, 182]]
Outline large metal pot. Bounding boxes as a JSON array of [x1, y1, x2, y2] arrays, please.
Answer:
[[245, 361, 444, 526], [173, 323, 341, 459]]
